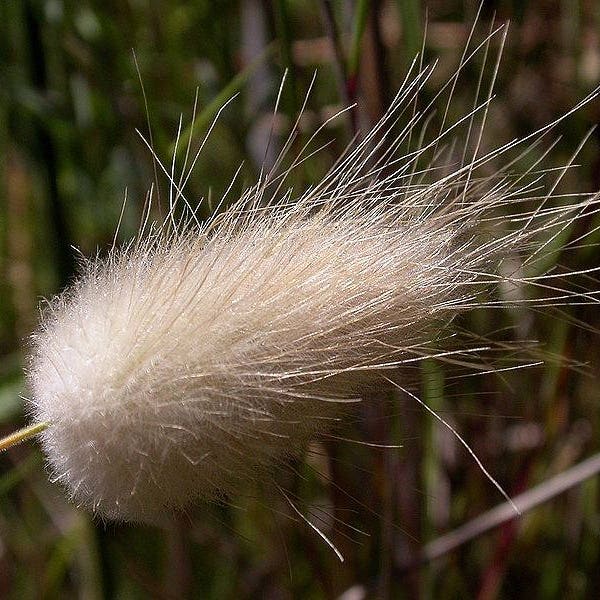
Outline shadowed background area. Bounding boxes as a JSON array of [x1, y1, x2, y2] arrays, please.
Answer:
[[0, 0, 599, 598]]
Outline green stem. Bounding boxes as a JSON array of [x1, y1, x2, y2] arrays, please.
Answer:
[[348, 0, 370, 80], [396, 0, 422, 66], [0, 421, 50, 452]]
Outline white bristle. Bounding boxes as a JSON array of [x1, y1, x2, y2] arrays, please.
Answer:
[[25, 30, 599, 524]]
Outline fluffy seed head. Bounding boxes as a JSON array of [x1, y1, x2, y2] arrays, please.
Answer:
[[26, 35, 599, 523], [28, 206, 469, 520]]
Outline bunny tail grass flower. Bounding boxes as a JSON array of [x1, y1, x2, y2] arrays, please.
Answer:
[[15, 27, 599, 526]]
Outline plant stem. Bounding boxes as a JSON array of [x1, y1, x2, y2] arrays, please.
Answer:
[[0, 421, 50, 452]]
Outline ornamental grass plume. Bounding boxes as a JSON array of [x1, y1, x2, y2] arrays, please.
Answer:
[[4, 22, 599, 541]]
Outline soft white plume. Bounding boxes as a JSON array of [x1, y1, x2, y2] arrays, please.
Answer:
[[26, 34, 599, 523]]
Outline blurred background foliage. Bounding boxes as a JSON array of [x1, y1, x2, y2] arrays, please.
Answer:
[[1, 0, 599, 598]]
